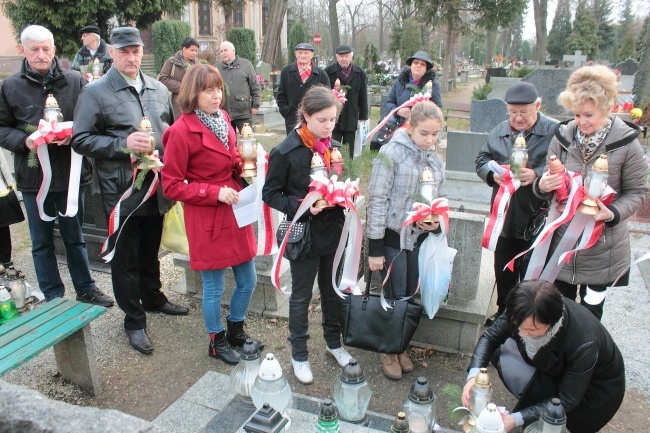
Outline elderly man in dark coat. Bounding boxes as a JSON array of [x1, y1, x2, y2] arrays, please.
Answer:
[[323, 44, 368, 159], [276, 43, 330, 134]]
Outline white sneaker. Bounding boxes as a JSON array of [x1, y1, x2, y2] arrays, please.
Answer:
[[291, 358, 314, 384], [326, 346, 353, 367]]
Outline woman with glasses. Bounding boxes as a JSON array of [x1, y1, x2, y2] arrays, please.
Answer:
[[161, 64, 264, 365], [535, 65, 647, 320]]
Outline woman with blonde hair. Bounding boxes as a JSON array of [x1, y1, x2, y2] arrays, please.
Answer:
[[534, 65, 647, 319]]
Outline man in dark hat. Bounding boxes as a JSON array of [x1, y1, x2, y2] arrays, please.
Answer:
[[323, 44, 368, 158], [73, 27, 188, 355], [475, 82, 557, 325], [71, 24, 113, 76], [277, 42, 330, 134]]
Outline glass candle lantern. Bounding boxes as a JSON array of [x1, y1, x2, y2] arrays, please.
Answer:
[[471, 403, 505, 433], [310, 153, 332, 209], [470, 368, 493, 418], [509, 134, 529, 175], [139, 117, 156, 155], [403, 376, 436, 433], [316, 399, 341, 433], [237, 123, 258, 177], [229, 338, 262, 404], [523, 398, 571, 433], [242, 403, 289, 433], [577, 154, 609, 215], [418, 166, 439, 223], [330, 147, 344, 177], [250, 353, 292, 414], [0, 286, 19, 325], [4, 266, 27, 310], [333, 358, 372, 424], [43, 94, 64, 123], [548, 155, 570, 206], [390, 412, 411, 433], [91, 58, 102, 78]]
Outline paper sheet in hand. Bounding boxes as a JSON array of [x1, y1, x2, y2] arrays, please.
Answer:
[[232, 185, 257, 227]]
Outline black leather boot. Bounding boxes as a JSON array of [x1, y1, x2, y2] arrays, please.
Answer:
[[226, 319, 265, 350], [209, 331, 240, 365]]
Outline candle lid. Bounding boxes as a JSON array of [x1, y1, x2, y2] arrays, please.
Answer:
[[420, 166, 434, 182], [330, 147, 343, 163], [513, 135, 526, 148], [548, 155, 564, 175], [310, 152, 325, 169], [318, 399, 339, 421], [258, 353, 283, 381], [45, 94, 59, 108], [140, 116, 153, 131], [540, 398, 567, 426], [340, 358, 366, 384], [408, 376, 435, 403], [592, 154, 608, 173], [240, 123, 254, 137], [475, 368, 492, 388], [240, 338, 261, 361]]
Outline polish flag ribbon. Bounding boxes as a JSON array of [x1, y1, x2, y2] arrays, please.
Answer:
[[365, 93, 432, 144], [254, 147, 278, 256], [481, 161, 520, 250]]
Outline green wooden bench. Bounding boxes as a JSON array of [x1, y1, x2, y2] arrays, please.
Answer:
[[0, 298, 106, 395]]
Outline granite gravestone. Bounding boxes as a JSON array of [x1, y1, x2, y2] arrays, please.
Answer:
[[485, 67, 507, 83], [615, 58, 638, 76], [255, 61, 272, 82], [446, 131, 489, 172], [522, 69, 574, 118], [470, 99, 508, 133], [487, 77, 522, 100], [562, 50, 587, 67]]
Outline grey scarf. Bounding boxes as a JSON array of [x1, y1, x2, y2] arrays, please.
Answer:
[[195, 109, 229, 148], [521, 315, 564, 359]]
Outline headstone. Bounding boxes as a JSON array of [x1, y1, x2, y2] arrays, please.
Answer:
[[487, 77, 522, 100], [445, 131, 488, 172], [545, 59, 559, 66], [522, 69, 574, 118], [255, 61, 272, 82], [470, 99, 508, 133], [615, 58, 638, 76], [485, 67, 507, 83], [618, 75, 635, 93], [562, 50, 587, 68]]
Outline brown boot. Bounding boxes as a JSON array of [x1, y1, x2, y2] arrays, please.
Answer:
[[381, 354, 402, 380], [398, 352, 414, 373]]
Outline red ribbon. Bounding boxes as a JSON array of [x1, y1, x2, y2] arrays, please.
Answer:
[[365, 93, 432, 144], [481, 167, 519, 250]]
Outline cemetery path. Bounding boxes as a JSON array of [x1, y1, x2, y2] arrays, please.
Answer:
[[3, 82, 650, 431]]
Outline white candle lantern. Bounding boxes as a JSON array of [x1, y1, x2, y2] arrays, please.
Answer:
[[91, 58, 102, 78], [43, 94, 64, 123], [310, 153, 332, 209], [577, 154, 609, 215], [237, 123, 258, 177], [333, 358, 372, 424], [509, 134, 529, 176], [250, 353, 292, 414], [523, 398, 571, 433], [229, 338, 262, 404], [471, 403, 505, 433], [470, 368, 493, 418], [403, 376, 436, 433], [139, 117, 156, 155], [418, 166, 439, 223]]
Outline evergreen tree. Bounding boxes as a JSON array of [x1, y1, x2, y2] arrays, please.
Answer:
[[565, 0, 601, 60], [399, 18, 422, 62], [592, 0, 616, 62], [617, 28, 637, 61], [287, 21, 307, 63], [617, 0, 634, 42], [547, 0, 572, 61], [3, 0, 189, 59]]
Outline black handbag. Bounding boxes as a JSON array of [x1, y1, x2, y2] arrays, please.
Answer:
[[0, 169, 25, 228], [339, 271, 423, 354], [369, 120, 398, 151], [523, 200, 550, 241], [276, 219, 312, 261]]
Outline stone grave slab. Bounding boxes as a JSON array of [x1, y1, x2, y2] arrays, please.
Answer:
[[615, 58, 638, 76], [471, 99, 508, 133], [486, 77, 521, 101], [522, 69, 573, 118], [562, 50, 587, 67], [445, 131, 488, 172], [618, 75, 635, 93], [485, 67, 506, 83], [256, 61, 272, 82]]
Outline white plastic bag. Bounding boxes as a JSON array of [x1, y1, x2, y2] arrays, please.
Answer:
[[353, 120, 369, 157], [418, 232, 457, 319]]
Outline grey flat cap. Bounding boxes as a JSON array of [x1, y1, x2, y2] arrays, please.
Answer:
[[294, 43, 314, 51], [335, 44, 353, 54], [110, 27, 144, 49], [504, 82, 539, 104], [406, 51, 433, 70]]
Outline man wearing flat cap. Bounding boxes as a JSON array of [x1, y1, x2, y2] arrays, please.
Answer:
[[323, 44, 368, 158], [475, 82, 557, 324], [71, 25, 113, 76], [277, 42, 330, 134], [73, 27, 189, 355]]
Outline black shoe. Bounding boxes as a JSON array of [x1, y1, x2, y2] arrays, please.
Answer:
[[77, 288, 115, 307], [126, 329, 153, 354], [149, 301, 189, 315], [226, 319, 265, 351], [485, 310, 504, 326], [209, 331, 240, 365]]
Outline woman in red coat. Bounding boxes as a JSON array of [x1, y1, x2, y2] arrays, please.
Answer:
[[162, 64, 263, 365]]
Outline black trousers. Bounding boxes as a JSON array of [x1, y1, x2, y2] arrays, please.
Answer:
[[332, 130, 357, 159], [288, 251, 342, 361], [494, 237, 532, 311], [0, 225, 11, 265], [554, 280, 607, 320], [108, 213, 168, 330]]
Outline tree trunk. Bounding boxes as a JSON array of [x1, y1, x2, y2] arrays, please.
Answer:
[[532, 0, 548, 64], [486, 29, 497, 66], [442, 23, 455, 91], [378, 1, 384, 53], [262, 0, 288, 68], [329, 0, 341, 57]]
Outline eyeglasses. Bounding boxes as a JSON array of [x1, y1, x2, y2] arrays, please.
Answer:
[[506, 110, 532, 118]]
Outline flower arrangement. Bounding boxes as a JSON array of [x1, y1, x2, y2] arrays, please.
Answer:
[[256, 75, 266, 90], [612, 102, 643, 123]]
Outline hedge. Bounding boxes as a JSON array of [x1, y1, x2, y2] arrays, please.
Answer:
[[227, 28, 257, 65], [152, 20, 191, 74]]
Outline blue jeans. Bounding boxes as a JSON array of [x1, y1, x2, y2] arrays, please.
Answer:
[[200, 260, 257, 334], [22, 190, 95, 300]]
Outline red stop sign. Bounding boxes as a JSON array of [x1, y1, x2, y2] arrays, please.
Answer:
[[313, 34, 322, 45]]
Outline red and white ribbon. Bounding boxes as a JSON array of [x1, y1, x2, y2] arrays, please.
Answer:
[[402, 198, 450, 235], [365, 93, 432, 144], [254, 147, 278, 256], [101, 152, 162, 263], [28, 119, 81, 221], [537, 186, 616, 283], [481, 161, 521, 250], [331, 179, 364, 298]]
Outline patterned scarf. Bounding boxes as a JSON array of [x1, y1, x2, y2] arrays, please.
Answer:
[[576, 118, 612, 164], [298, 62, 312, 83], [298, 124, 331, 169], [337, 63, 352, 82], [195, 109, 229, 148], [410, 75, 422, 87]]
